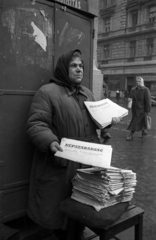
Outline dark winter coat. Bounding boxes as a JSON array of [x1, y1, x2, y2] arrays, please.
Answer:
[[127, 85, 151, 131], [26, 50, 100, 230], [131, 86, 151, 116]]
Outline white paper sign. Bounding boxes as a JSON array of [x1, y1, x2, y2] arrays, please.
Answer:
[[54, 138, 112, 168]]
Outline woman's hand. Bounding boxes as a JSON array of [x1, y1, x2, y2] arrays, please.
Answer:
[[111, 117, 122, 125], [50, 141, 67, 167], [50, 141, 63, 153]]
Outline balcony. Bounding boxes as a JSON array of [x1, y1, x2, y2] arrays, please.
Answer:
[[100, 0, 116, 16], [125, 21, 156, 35], [127, 0, 149, 2], [128, 26, 137, 32], [98, 32, 110, 39], [139, 22, 156, 32], [127, 0, 140, 2], [101, 59, 108, 64], [127, 57, 135, 62], [144, 56, 152, 61], [144, 22, 155, 29], [126, 0, 140, 8]]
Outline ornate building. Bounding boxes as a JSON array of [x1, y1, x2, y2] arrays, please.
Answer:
[[97, 0, 156, 96]]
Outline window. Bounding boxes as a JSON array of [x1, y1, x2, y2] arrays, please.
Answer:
[[130, 41, 136, 57], [102, 0, 108, 8], [99, 0, 103, 9], [127, 9, 138, 29], [146, 38, 153, 56], [104, 45, 110, 59], [149, 6, 156, 24], [111, 0, 116, 5], [131, 10, 138, 27], [105, 18, 111, 32]]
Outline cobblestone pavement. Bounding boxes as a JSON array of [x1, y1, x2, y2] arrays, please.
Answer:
[[104, 100, 156, 240]]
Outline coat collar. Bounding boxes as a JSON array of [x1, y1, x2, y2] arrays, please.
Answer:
[[65, 86, 88, 98], [133, 86, 145, 99], [135, 86, 144, 91]]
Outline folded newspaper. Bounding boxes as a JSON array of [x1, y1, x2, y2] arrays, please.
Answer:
[[54, 138, 112, 168], [71, 166, 137, 211], [84, 98, 128, 129]]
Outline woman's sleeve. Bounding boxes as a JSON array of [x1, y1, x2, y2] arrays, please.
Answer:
[[26, 89, 59, 153], [144, 88, 151, 114]]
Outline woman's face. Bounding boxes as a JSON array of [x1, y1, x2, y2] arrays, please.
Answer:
[[68, 57, 83, 85], [136, 77, 144, 87]]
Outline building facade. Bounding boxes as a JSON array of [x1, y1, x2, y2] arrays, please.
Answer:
[[97, 0, 156, 97], [88, 0, 104, 100]]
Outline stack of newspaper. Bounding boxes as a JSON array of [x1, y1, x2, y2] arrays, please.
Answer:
[[84, 98, 128, 128], [71, 166, 137, 211]]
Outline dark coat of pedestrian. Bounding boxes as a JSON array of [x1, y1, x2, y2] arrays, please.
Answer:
[[127, 76, 151, 140], [116, 89, 120, 103], [26, 49, 121, 240], [124, 90, 129, 101]]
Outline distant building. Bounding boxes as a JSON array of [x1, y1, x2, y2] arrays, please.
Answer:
[[97, 0, 156, 96]]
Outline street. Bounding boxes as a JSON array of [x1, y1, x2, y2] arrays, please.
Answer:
[[105, 100, 156, 240]]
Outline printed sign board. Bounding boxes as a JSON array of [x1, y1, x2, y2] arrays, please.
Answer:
[[55, 0, 88, 11]]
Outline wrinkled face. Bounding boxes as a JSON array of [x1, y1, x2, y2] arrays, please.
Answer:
[[136, 77, 143, 87], [69, 57, 83, 85]]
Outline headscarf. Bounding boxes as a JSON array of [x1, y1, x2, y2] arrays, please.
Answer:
[[50, 49, 84, 90]]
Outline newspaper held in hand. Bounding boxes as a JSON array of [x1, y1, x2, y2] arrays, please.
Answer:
[[84, 98, 128, 129], [54, 138, 112, 168]]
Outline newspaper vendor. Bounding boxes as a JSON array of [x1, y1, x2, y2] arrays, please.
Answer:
[[26, 49, 121, 240]]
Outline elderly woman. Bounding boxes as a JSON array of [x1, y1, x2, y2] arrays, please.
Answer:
[[26, 49, 121, 240], [126, 76, 151, 141]]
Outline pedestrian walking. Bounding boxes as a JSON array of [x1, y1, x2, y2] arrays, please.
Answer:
[[108, 90, 111, 99], [116, 89, 120, 103], [103, 87, 107, 99], [26, 49, 121, 240], [124, 90, 129, 101], [126, 76, 151, 141]]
